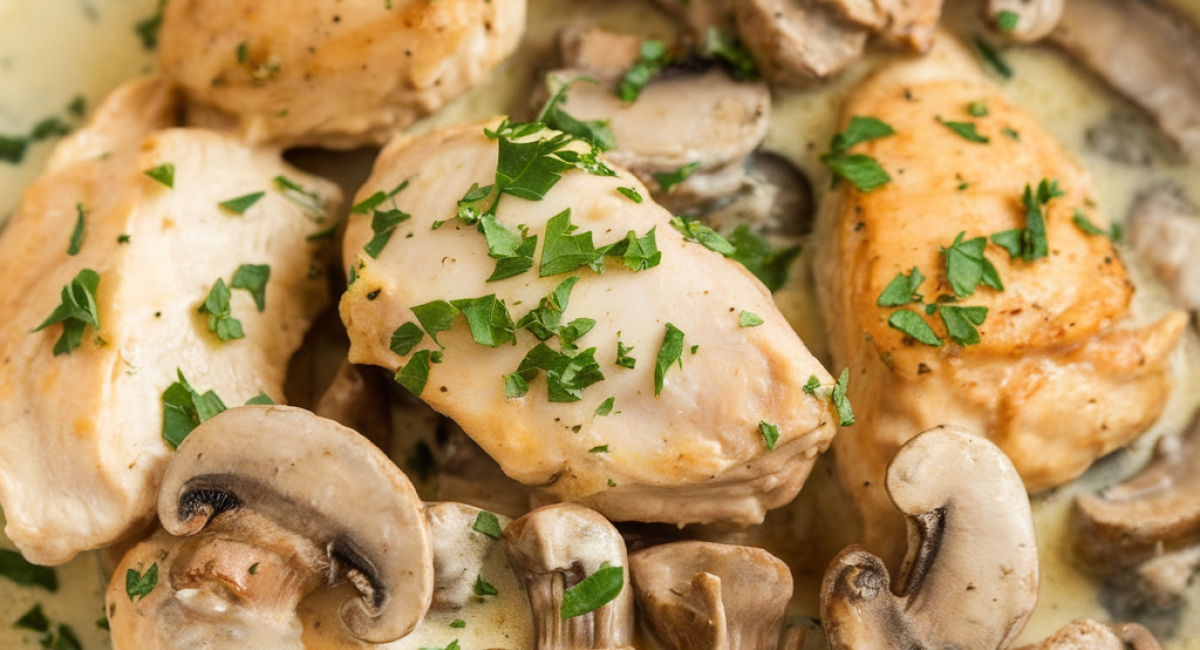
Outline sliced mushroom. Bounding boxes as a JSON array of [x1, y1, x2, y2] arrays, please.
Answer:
[[1129, 185, 1200, 312], [732, 0, 868, 84], [106, 405, 434, 649], [543, 28, 771, 213], [504, 504, 635, 650], [1050, 0, 1200, 160], [987, 0, 1063, 42], [1014, 619, 1162, 650], [630, 541, 792, 650], [821, 426, 1039, 650]]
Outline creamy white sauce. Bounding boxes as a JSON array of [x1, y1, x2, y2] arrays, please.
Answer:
[[2, 0, 1200, 649]]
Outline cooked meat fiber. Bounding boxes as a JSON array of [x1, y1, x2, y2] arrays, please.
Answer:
[[340, 120, 839, 526], [160, 0, 526, 149], [813, 38, 1186, 567], [0, 78, 337, 565]]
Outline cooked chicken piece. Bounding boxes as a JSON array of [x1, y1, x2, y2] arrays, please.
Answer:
[[0, 77, 338, 566], [1050, 0, 1200, 160], [1129, 186, 1200, 312], [544, 28, 771, 214], [820, 0, 946, 50], [159, 0, 526, 149], [340, 120, 839, 526], [813, 38, 1186, 567], [733, 0, 868, 84]]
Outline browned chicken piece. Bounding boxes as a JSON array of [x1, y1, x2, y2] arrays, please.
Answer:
[[813, 38, 1187, 567], [820, 0, 946, 50], [159, 0, 526, 149], [0, 78, 338, 566]]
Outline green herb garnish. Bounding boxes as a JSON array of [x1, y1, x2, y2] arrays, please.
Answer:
[[510, 343, 605, 403], [231, 264, 269, 312], [939, 305, 989, 346], [561, 564, 624, 619], [877, 267, 925, 306], [616, 340, 636, 369], [654, 161, 700, 193], [1072, 209, 1123, 243], [937, 117, 989, 144], [14, 604, 49, 632], [702, 28, 758, 79], [888, 309, 942, 346], [654, 323, 685, 396], [617, 187, 642, 203], [363, 208, 412, 258], [739, 311, 764, 327], [594, 397, 615, 416], [273, 175, 325, 220], [198, 279, 244, 341], [996, 10, 1020, 32], [218, 191, 265, 215], [411, 300, 461, 348], [144, 163, 174, 188], [538, 77, 617, 151], [473, 574, 499, 597], [161, 369, 227, 448], [390, 322, 425, 356], [33, 268, 101, 356], [472, 511, 503, 539], [396, 349, 438, 397], [759, 421, 780, 450], [0, 550, 57, 592], [451, 295, 516, 348], [67, 203, 85, 256], [125, 563, 158, 601], [617, 39, 670, 103], [943, 232, 1004, 297], [975, 38, 1013, 79]]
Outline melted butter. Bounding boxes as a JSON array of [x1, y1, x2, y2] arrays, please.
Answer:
[[3, 0, 1200, 648]]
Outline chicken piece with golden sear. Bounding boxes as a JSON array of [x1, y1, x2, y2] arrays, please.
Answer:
[[813, 38, 1186, 566]]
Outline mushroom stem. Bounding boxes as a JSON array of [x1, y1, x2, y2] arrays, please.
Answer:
[[504, 504, 635, 650]]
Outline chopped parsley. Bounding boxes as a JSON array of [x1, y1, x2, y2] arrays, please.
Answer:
[[739, 310, 764, 327], [759, 421, 780, 450], [939, 305, 989, 346], [617, 187, 642, 203], [198, 279, 244, 341], [937, 117, 989, 144], [161, 369, 227, 448], [245, 392, 274, 406], [702, 28, 759, 80], [144, 163, 175, 188], [363, 207, 412, 258], [654, 161, 700, 193], [653, 323, 685, 396], [273, 175, 325, 220], [390, 322, 425, 356], [1072, 209, 1123, 243], [411, 300, 461, 348], [616, 340, 636, 369], [351, 181, 410, 214], [450, 620, 466, 629], [991, 179, 1063, 262], [135, 0, 166, 50], [539, 209, 659, 277], [1002, 126, 1020, 141], [473, 574, 499, 597], [487, 119, 615, 201], [617, 39, 670, 103], [594, 397, 615, 416], [943, 232, 1004, 297], [14, 604, 49, 633], [396, 349, 439, 397], [33, 268, 101, 356], [509, 343, 604, 403], [728, 225, 801, 292], [517, 277, 590, 344], [0, 135, 28, 164], [471, 511, 503, 539], [802, 375, 821, 395], [561, 564, 624, 619], [0, 550, 58, 591], [30, 117, 70, 141], [877, 267, 924, 306], [589, 445, 610, 453], [538, 77, 617, 151], [887, 309, 943, 346], [831, 116, 896, 151], [218, 191, 265, 215], [125, 562, 158, 601], [831, 368, 855, 426], [975, 38, 1013, 79], [231, 264, 269, 312], [451, 295, 517, 348], [996, 10, 1020, 32], [670, 216, 736, 256], [821, 116, 897, 192], [967, 100, 989, 117], [67, 203, 85, 256]]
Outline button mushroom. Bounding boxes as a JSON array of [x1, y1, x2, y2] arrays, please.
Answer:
[[504, 504, 635, 650], [629, 541, 792, 650], [986, 0, 1063, 42], [732, 0, 868, 84], [159, 0, 527, 149], [1015, 619, 1163, 650], [1049, 0, 1200, 160], [542, 28, 771, 214], [340, 119, 839, 527], [1128, 186, 1200, 313], [820, 425, 1039, 650], [0, 77, 338, 566], [813, 35, 1187, 568], [1071, 411, 1200, 614], [105, 405, 434, 649]]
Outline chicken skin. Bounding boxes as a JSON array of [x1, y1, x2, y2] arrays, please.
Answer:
[[340, 120, 840, 526], [813, 39, 1186, 565], [160, 0, 526, 149], [0, 78, 338, 565]]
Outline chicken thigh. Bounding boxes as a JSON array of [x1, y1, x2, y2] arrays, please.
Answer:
[[340, 120, 840, 525], [0, 78, 338, 565], [813, 39, 1186, 565], [160, 0, 526, 149]]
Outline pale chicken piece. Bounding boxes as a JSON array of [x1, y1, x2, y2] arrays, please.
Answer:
[[813, 39, 1186, 566], [340, 121, 839, 526], [0, 78, 338, 565], [159, 0, 526, 149]]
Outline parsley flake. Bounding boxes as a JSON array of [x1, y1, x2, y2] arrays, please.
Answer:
[[654, 323, 685, 396], [198, 279, 244, 341], [594, 397, 615, 416], [273, 175, 325, 220], [364, 208, 412, 258], [245, 392, 274, 406], [940, 305, 989, 346], [996, 10, 1020, 32], [396, 349, 438, 397], [1072, 209, 1123, 243], [351, 180, 409, 214], [14, 604, 49, 633], [937, 117, 989, 143], [589, 445, 610, 453], [992, 180, 1063, 262], [887, 309, 943, 346], [615, 340, 636, 369], [390, 322, 425, 356], [218, 191, 265, 215], [33, 268, 101, 356], [472, 511, 503, 539], [450, 620, 466, 629], [161, 369, 227, 448], [832, 368, 855, 427], [561, 565, 624, 619], [670, 216, 736, 256], [703, 28, 759, 80], [728, 225, 801, 292], [0, 550, 58, 591], [821, 153, 891, 192], [802, 375, 821, 395], [831, 116, 896, 151], [473, 574, 499, 597], [967, 100, 989, 117], [975, 38, 1013, 79], [617, 187, 642, 203], [231, 264, 269, 312], [539, 77, 617, 151], [943, 232, 1004, 297], [739, 310, 764, 327], [654, 161, 700, 193], [67, 203, 85, 256], [125, 563, 158, 601], [877, 266, 925, 306], [412, 300, 461, 348], [617, 40, 670, 103], [759, 421, 780, 450], [510, 343, 605, 403], [144, 163, 175, 188], [451, 295, 516, 348]]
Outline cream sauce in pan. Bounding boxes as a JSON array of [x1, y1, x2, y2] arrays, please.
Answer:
[[2, 0, 1200, 648]]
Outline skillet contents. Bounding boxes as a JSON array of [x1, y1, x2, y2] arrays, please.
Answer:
[[2, 0, 1200, 649]]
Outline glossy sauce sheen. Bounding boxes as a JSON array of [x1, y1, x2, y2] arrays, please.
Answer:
[[2, 0, 1200, 648]]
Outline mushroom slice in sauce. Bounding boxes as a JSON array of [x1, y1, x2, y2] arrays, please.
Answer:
[[504, 504, 635, 650], [813, 35, 1187, 568], [1049, 0, 1200, 160], [544, 28, 771, 214], [1071, 412, 1200, 608], [1015, 620, 1163, 650], [0, 77, 337, 566], [159, 0, 527, 149], [630, 541, 792, 650], [105, 405, 434, 649], [986, 0, 1063, 42], [820, 426, 1039, 650], [1129, 185, 1200, 312], [732, 0, 868, 84], [340, 120, 838, 526]]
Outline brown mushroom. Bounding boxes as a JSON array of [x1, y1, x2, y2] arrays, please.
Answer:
[[504, 504, 635, 650], [986, 0, 1063, 42], [629, 541, 792, 650], [1128, 186, 1200, 313], [732, 0, 868, 84], [106, 405, 434, 649], [821, 425, 1039, 650]]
